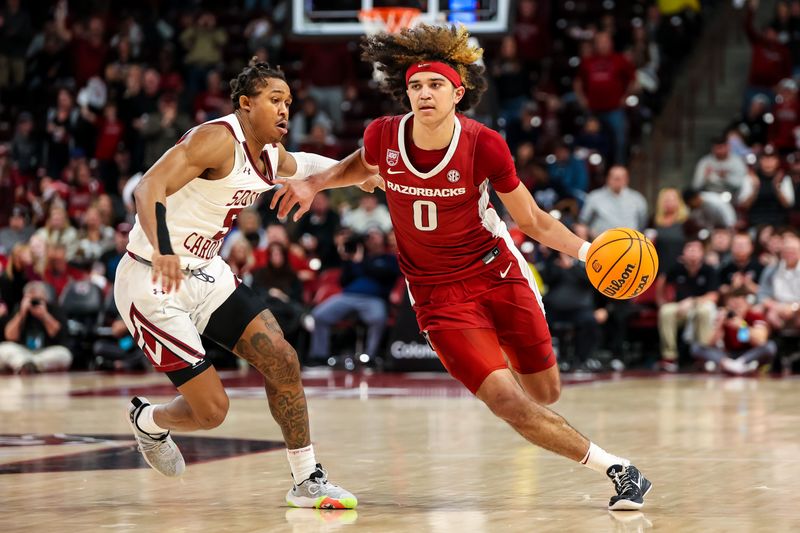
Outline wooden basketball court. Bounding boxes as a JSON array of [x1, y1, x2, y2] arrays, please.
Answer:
[[2, 369, 798, 532]]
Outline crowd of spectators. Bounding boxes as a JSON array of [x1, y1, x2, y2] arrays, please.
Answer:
[[5, 0, 795, 376]]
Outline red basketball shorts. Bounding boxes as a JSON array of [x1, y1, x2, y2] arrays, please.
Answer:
[[407, 244, 555, 394]]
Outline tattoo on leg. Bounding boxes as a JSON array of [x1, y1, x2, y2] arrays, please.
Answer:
[[234, 311, 311, 449]]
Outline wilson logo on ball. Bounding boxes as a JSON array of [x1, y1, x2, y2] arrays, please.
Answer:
[[602, 263, 636, 297]]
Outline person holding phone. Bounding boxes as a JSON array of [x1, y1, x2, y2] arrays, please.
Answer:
[[0, 281, 71, 373]]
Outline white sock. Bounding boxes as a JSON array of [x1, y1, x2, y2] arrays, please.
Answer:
[[135, 404, 168, 436], [580, 442, 629, 474], [287, 444, 317, 482]]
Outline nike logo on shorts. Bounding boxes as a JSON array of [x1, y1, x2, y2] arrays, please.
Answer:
[[387, 169, 404, 174], [500, 262, 513, 278]]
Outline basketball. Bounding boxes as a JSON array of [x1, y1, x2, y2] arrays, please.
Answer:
[[585, 228, 659, 300]]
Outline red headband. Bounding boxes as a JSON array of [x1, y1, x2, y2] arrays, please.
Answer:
[[405, 61, 463, 88]]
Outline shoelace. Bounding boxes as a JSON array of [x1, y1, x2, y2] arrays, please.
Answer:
[[613, 468, 637, 495]]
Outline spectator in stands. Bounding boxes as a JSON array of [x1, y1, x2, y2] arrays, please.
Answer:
[[10, 112, 40, 177], [652, 187, 688, 275], [99, 222, 131, 283], [221, 207, 266, 259], [513, 0, 550, 75], [579, 165, 647, 238], [692, 136, 748, 197], [574, 31, 637, 165], [743, 0, 793, 111], [757, 230, 800, 331], [41, 242, 79, 298], [547, 141, 589, 202], [308, 229, 400, 363], [628, 18, 660, 96], [531, 160, 576, 214], [756, 224, 782, 267], [193, 69, 229, 122], [45, 88, 79, 178], [0, 205, 34, 256], [738, 145, 795, 227], [0, 0, 33, 90], [251, 242, 305, 344], [0, 243, 38, 310], [657, 238, 720, 372], [75, 205, 114, 264], [682, 188, 737, 233], [65, 159, 104, 221], [0, 145, 25, 226], [768, 78, 800, 155], [33, 204, 78, 259], [289, 97, 333, 152], [301, 42, 355, 128], [540, 249, 605, 369], [59, 15, 109, 88], [342, 193, 393, 234], [0, 280, 71, 374], [293, 191, 341, 270], [718, 231, 763, 299], [492, 36, 532, 124], [180, 12, 227, 94], [731, 93, 771, 146], [299, 123, 341, 160], [789, 150, 800, 225], [141, 94, 192, 169], [690, 287, 776, 375], [225, 237, 255, 287], [505, 102, 542, 155], [705, 227, 734, 268], [265, 223, 314, 284], [574, 115, 613, 166]]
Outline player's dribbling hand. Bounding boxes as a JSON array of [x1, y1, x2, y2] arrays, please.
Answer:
[[270, 177, 318, 222], [152, 252, 183, 293]]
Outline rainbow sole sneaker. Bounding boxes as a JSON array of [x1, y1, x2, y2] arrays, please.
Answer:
[[286, 464, 357, 509]]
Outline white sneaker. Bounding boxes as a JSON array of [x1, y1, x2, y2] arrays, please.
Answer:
[[286, 464, 357, 509], [127, 396, 185, 477]]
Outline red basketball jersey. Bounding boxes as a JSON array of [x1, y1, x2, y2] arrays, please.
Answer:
[[363, 113, 520, 284]]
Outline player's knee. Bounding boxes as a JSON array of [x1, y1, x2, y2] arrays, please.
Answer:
[[193, 397, 229, 430], [485, 389, 527, 425], [530, 382, 561, 405]]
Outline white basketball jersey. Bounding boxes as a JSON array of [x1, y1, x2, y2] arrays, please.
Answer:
[[127, 114, 280, 270]]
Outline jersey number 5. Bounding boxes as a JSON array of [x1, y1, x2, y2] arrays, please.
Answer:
[[413, 200, 438, 232], [212, 207, 243, 240]]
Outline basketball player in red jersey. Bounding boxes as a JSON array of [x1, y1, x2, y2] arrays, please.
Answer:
[[116, 60, 356, 508], [272, 26, 651, 510]]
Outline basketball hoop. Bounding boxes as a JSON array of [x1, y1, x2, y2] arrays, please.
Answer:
[[359, 7, 421, 34]]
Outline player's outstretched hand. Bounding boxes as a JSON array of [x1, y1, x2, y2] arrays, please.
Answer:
[[358, 175, 385, 193], [152, 252, 183, 293], [271, 177, 319, 222]]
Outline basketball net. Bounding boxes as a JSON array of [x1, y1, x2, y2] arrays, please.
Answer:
[[358, 7, 422, 34]]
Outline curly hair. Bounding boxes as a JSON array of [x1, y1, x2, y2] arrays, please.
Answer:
[[230, 57, 287, 110], [361, 24, 487, 112]]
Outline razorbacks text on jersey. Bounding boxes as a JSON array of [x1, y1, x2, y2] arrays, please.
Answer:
[[126, 114, 279, 270], [363, 113, 521, 284]]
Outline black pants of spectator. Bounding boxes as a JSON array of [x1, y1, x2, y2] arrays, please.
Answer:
[[546, 308, 599, 364], [690, 341, 777, 366]]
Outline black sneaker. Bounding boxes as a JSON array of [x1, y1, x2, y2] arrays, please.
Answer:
[[606, 464, 652, 510]]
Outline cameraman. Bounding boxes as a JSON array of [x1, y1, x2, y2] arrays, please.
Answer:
[[0, 281, 72, 373], [308, 229, 400, 364]]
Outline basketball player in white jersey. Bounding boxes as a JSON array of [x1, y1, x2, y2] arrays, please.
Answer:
[[115, 60, 356, 509]]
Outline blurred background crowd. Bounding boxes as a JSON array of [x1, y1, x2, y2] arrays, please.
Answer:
[[0, 0, 798, 376]]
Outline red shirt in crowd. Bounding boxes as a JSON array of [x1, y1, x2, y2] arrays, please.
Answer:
[[745, 9, 792, 87], [577, 53, 635, 112], [768, 97, 800, 151], [94, 117, 124, 161], [723, 310, 768, 352]]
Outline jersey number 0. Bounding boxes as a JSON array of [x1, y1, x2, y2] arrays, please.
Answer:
[[413, 200, 438, 231]]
